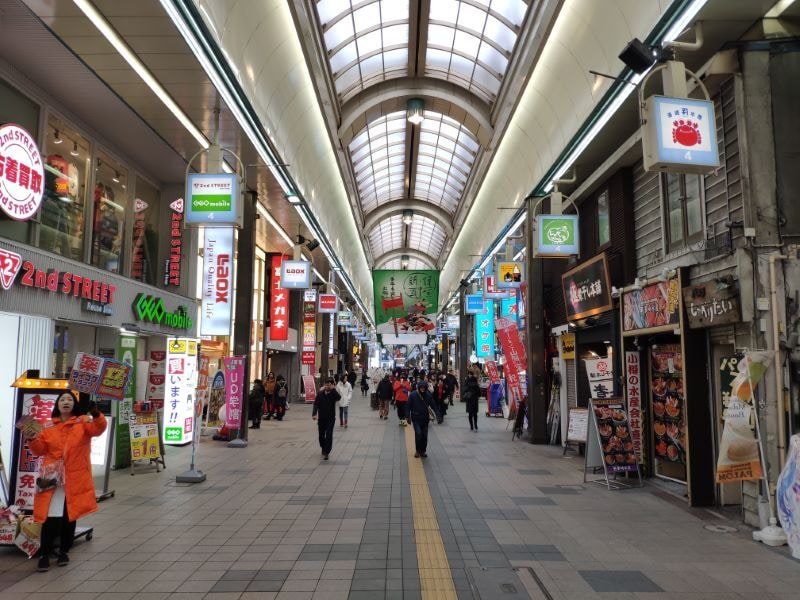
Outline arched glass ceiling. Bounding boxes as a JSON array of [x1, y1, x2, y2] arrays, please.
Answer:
[[368, 214, 404, 260], [316, 0, 410, 102], [426, 0, 528, 103], [349, 111, 407, 213], [381, 257, 431, 270], [414, 112, 479, 212], [408, 215, 447, 259]]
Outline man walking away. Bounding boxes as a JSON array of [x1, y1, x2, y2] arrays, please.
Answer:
[[463, 373, 481, 431], [312, 378, 340, 459], [393, 375, 412, 426], [377, 373, 393, 420], [273, 375, 288, 421], [408, 380, 439, 457], [248, 379, 266, 429], [445, 369, 459, 406]]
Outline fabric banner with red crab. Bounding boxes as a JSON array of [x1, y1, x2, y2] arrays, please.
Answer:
[[373, 270, 439, 336]]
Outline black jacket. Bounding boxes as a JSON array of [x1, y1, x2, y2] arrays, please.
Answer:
[[377, 377, 394, 400], [312, 388, 340, 421], [444, 373, 458, 394], [248, 382, 266, 411], [463, 376, 480, 413], [407, 389, 438, 422]]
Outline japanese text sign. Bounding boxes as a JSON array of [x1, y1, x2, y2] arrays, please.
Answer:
[[0, 124, 44, 221], [373, 270, 439, 335], [163, 337, 197, 445], [464, 294, 485, 314], [624, 351, 644, 463], [223, 356, 244, 430], [318, 293, 338, 313], [201, 227, 234, 336], [475, 299, 495, 358], [591, 398, 639, 473], [562, 253, 612, 321], [496, 316, 527, 407], [68, 352, 131, 400], [185, 172, 238, 224], [269, 255, 289, 341], [14, 393, 58, 510], [584, 357, 614, 399], [683, 281, 741, 329]]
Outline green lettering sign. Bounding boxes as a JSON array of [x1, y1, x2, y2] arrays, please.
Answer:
[[133, 294, 193, 330]]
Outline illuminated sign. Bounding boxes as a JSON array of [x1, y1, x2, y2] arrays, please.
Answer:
[[185, 173, 238, 225], [133, 294, 193, 330], [536, 214, 580, 257], [497, 261, 524, 288], [8, 258, 116, 304], [280, 260, 311, 289], [464, 294, 485, 314], [269, 255, 289, 341], [165, 198, 184, 286], [200, 227, 234, 335], [318, 293, 338, 313]]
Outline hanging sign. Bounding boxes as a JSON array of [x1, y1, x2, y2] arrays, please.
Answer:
[[447, 315, 460, 329], [163, 338, 198, 445], [223, 355, 244, 431], [302, 298, 316, 367], [280, 260, 311, 289], [200, 227, 234, 336], [642, 95, 719, 174], [318, 293, 338, 313], [484, 274, 509, 298], [131, 198, 149, 282], [269, 255, 289, 341], [584, 357, 614, 399], [500, 295, 518, 325], [536, 214, 580, 257], [496, 316, 527, 408], [337, 310, 352, 326], [185, 172, 238, 225], [624, 351, 644, 463], [497, 261, 524, 288], [622, 276, 681, 333], [683, 281, 741, 329], [373, 270, 439, 335], [464, 294, 485, 314], [0, 123, 44, 221], [164, 198, 184, 286], [591, 398, 639, 473], [562, 253, 612, 321], [475, 299, 495, 358]]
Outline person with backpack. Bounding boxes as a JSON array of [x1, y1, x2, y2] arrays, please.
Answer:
[[463, 373, 481, 431], [444, 369, 459, 406], [263, 372, 277, 420], [407, 380, 439, 457], [273, 375, 288, 421], [377, 373, 393, 420], [360, 371, 369, 397], [248, 379, 266, 429]]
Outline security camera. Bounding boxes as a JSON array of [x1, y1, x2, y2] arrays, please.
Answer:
[[611, 286, 621, 298]]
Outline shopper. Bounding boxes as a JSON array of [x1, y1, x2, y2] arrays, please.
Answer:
[[248, 379, 266, 429], [444, 369, 459, 406], [263, 372, 277, 419], [463, 373, 481, 431], [360, 371, 369, 397], [273, 375, 288, 420], [312, 377, 340, 460], [336, 374, 352, 428], [377, 373, 393, 420], [28, 392, 107, 571], [393, 375, 412, 426], [408, 380, 438, 457], [347, 369, 357, 389], [434, 374, 447, 423]]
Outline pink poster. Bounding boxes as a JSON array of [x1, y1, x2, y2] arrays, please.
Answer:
[[223, 356, 245, 429]]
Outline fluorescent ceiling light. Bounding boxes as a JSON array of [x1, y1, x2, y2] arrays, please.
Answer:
[[75, 0, 209, 150], [766, 0, 797, 17], [663, 0, 710, 42]]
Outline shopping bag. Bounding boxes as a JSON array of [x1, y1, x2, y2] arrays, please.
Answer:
[[14, 516, 41, 558]]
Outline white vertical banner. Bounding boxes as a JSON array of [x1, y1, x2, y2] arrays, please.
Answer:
[[201, 227, 234, 336]]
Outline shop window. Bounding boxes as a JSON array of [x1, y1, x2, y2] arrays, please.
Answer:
[[40, 115, 90, 260], [663, 172, 703, 252], [597, 189, 610, 248], [0, 79, 40, 243], [130, 176, 160, 285], [91, 151, 127, 273]]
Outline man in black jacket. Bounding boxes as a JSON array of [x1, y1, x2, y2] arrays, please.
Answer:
[[376, 373, 394, 420], [444, 369, 459, 406], [312, 378, 340, 460], [407, 380, 439, 458]]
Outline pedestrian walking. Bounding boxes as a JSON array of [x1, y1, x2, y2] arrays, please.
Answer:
[[336, 374, 352, 428], [312, 378, 340, 460], [27, 392, 107, 571], [393, 375, 412, 426], [408, 380, 439, 457], [445, 369, 459, 406], [464, 373, 480, 431], [273, 375, 288, 420], [434, 375, 447, 423], [248, 379, 266, 428], [377, 373, 393, 420], [263, 372, 277, 419], [360, 371, 369, 396]]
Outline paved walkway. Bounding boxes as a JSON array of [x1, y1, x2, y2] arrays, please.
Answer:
[[1, 392, 799, 599]]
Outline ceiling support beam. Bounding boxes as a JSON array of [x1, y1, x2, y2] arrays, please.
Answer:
[[374, 248, 438, 270], [363, 199, 454, 238]]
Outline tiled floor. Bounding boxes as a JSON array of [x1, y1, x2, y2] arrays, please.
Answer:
[[1, 392, 799, 599]]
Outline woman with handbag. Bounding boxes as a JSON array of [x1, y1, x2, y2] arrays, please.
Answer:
[[27, 391, 107, 571]]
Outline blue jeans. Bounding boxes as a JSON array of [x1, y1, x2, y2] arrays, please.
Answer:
[[339, 406, 349, 422]]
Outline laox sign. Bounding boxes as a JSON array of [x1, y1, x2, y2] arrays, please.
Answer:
[[215, 255, 230, 303]]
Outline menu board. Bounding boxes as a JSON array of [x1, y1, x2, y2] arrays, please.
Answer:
[[651, 345, 687, 477], [591, 399, 638, 473], [566, 408, 588, 443]]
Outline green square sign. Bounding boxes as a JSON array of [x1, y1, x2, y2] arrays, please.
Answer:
[[536, 214, 579, 256]]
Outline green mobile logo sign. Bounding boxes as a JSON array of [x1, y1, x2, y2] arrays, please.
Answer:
[[536, 214, 580, 256], [133, 293, 193, 330]]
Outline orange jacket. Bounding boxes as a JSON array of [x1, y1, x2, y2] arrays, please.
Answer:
[[28, 413, 107, 523], [393, 380, 411, 402]]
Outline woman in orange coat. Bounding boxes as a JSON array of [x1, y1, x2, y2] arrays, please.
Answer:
[[27, 391, 107, 571]]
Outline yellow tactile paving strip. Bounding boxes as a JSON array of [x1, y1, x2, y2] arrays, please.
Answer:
[[404, 425, 458, 600]]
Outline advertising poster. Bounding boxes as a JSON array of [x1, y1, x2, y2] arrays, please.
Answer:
[[113, 336, 137, 468], [622, 277, 681, 333], [624, 351, 644, 463], [585, 357, 614, 399], [373, 270, 439, 335], [223, 356, 244, 430], [500, 294, 518, 325], [475, 300, 495, 358], [497, 261, 524, 288], [485, 360, 500, 385], [163, 338, 197, 445], [561, 253, 612, 321], [200, 227, 234, 336], [303, 374, 317, 403], [207, 370, 225, 425], [651, 345, 686, 475], [591, 398, 639, 473], [496, 316, 527, 407], [68, 352, 104, 394], [13, 393, 58, 510], [269, 255, 289, 341], [302, 298, 316, 367], [147, 350, 166, 409], [196, 354, 210, 417], [129, 412, 160, 461], [566, 408, 588, 443], [561, 333, 575, 359]]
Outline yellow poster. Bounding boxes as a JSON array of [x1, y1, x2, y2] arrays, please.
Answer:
[[129, 411, 161, 461], [561, 333, 575, 359]]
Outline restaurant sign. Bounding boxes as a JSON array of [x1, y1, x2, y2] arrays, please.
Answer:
[[622, 276, 681, 333], [682, 281, 740, 329], [561, 253, 612, 321]]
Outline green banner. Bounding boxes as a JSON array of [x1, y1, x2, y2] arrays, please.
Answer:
[[114, 335, 137, 468], [373, 270, 439, 335]]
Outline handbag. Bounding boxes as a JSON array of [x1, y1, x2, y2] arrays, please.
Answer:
[[36, 459, 64, 492]]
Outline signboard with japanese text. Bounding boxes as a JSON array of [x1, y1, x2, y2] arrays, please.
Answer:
[[566, 408, 588, 443], [496, 316, 526, 408], [163, 337, 198, 445], [561, 333, 575, 360], [683, 281, 741, 329], [318, 293, 338, 313], [303, 374, 317, 403], [622, 276, 681, 334], [146, 350, 166, 409], [185, 172, 238, 225], [68, 352, 132, 401], [373, 270, 439, 335], [464, 294, 485, 315], [485, 360, 500, 385], [113, 336, 137, 468], [591, 398, 639, 473], [584, 357, 614, 400], [302, 298, 316, 367], [643, 95, 719, 174], [164, 198, 184, 286], [500, 294, 518, 325], [447, 315, 460, 329], [223, 356, 244, 431], [624, 351, 644, 463], [201, 227, 234, 336], [13, 392, 58, 510], [483, 274, 509, 298], [562, 253, 612, 321], [337, 310, 352, 326], [280, 260, 311, 289], [0, 123, 44, 221], [536, 214, 580, 256], [269, 255, 289, 341], [129, 411, 160, 461], [475, 300, 495, 358], [497, 261, 524, 288], [68, 352, 103, 395]]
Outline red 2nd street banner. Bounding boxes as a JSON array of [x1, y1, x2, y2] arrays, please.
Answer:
[[270, 255, 289, 341], [496, 317, 527, 410]]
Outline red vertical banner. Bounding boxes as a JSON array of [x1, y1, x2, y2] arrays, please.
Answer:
[[302, 290, 316, 366], [496, 317, 528, 410], [270, 255, 289, 341], [485, 360, 500, 385]]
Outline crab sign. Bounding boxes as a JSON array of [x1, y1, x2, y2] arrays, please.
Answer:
[[672, 119, 701, 147]]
